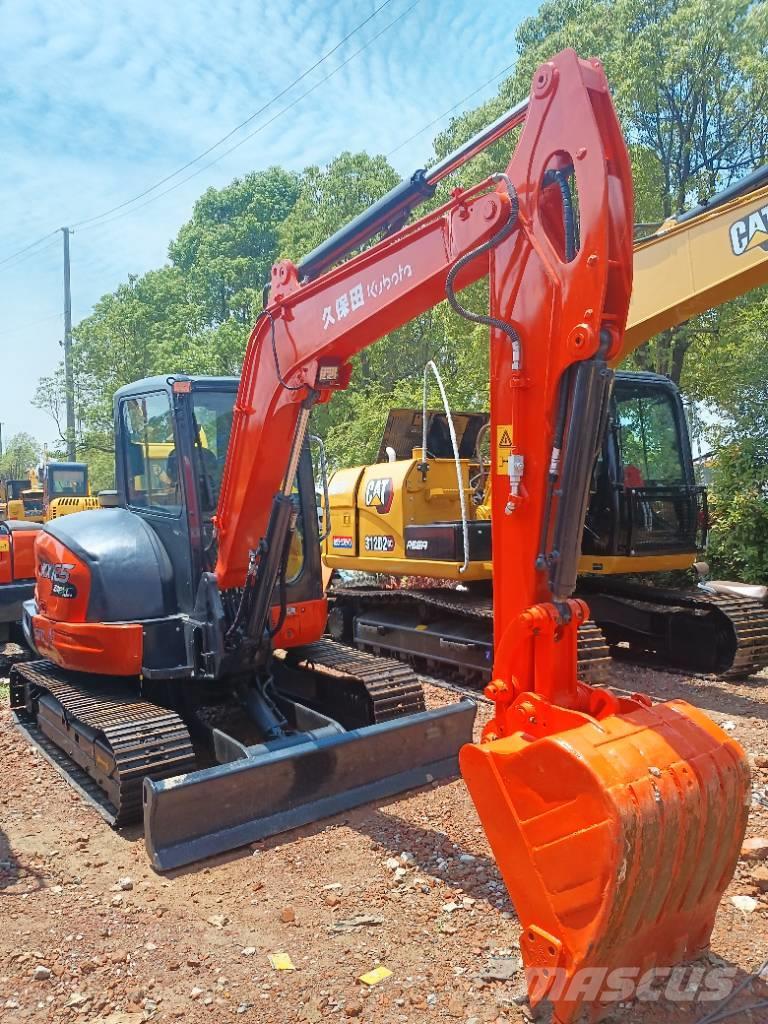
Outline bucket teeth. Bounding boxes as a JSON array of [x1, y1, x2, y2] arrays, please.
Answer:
[[460, 698, 750, 1023]]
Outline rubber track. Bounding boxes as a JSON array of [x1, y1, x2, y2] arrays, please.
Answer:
[[587, 581, 768, 678], [287, 638, 426, 721], [712, 593, 768, 678], [331, 585, 611, 684], [10, 660, 196, 826]]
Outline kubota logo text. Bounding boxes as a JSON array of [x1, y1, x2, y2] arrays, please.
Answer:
[[729, 204, 768, 256]]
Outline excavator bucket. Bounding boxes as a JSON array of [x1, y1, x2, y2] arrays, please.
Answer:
[[460, 697, 750, 1023], [145, 699, 475, 871]]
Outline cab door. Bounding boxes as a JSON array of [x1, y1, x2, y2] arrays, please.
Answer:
[[116, 387, 196, 613]]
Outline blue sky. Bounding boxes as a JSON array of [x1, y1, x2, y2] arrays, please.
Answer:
[[0, 0, 538, 446]]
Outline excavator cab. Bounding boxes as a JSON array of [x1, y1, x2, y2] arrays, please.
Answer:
[[582, 372, 707, 569], [45, 462, 89, 499], [15, 373, 474, 867], [113, 376, 321, 618], [0, 478, 31, 518], [9, 484, 45, 522]]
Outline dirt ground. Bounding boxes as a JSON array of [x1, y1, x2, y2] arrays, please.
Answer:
[[2, 662, 768, 1024]]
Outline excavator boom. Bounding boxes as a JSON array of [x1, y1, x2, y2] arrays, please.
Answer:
[[322, 160, 768, 680]]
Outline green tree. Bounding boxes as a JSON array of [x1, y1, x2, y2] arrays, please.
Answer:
[[35, 167, 302, 469], [170, 166, 300, 335], [434, 0, 768, 384], [707, 436, 768, 581], [0, 432, 40, 482]]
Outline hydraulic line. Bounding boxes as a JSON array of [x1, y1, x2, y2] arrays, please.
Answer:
[[421, 360, 470, 574], [445, 175, 522, 373], [536, 365, 574, 570], [545, 168, 578, 260], [549, 332, 614, 600], [298, 98, 529, 282], [310, 433, 332, 543], [443, 175, 525, 518]]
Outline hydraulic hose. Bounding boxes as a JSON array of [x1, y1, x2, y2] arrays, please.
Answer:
[[445, 175, 522, 372], [421, 360, 471, 574]]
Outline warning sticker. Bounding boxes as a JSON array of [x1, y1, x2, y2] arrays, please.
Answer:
[[496, 423, 513, 473], [0, 538, 9, 553]]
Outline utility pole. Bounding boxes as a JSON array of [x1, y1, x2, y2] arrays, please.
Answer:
[[0, 421, 3, 459], [61, 227, 76, 461]]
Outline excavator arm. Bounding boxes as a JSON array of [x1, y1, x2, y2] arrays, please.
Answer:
[[208, 50, 747, 1022]]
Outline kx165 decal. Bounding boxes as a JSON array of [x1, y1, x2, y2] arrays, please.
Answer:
[[39, 560, 78, 598]]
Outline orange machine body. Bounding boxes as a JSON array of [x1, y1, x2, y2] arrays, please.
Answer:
[[453, 52, 750, 1023], [30, 523, 328, 677], [0, 521, 41, 629], [0, 524, 39, 585]]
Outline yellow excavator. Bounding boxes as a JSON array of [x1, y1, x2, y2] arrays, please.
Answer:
[[3, 461, 100, 523], [325, 162, 768, 679], [0, 478, 31, 518]]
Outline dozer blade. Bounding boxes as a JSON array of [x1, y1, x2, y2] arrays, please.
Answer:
[[145, 699, 476, 871], [460, 697, 750, 1024]]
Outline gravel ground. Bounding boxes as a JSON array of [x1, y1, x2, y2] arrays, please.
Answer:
[[2, 664, 768, 1023]]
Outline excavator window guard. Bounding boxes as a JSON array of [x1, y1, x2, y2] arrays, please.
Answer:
[[582, 380, 705, 558], [188, 387, 309, 586]]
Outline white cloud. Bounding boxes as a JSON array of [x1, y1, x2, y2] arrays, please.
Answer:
[[0, 0, 536, 442]]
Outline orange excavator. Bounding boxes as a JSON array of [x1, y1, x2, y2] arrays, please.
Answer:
[[10, 51, 748, 1021]]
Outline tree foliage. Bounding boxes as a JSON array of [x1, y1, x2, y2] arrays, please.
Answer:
[[707, 436, 768, 580], [0, 432, 40, 482]]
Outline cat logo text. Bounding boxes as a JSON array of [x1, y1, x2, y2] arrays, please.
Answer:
[[363, 477, 394, 514], [729, 204, 768, 256]]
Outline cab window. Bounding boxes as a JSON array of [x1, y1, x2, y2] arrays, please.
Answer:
[[191, 391, 234, 517], [121, 392, 181, 514], [49, 468, 87, 496], [286, 483, 305, 584], [616, 390, 686, 487]]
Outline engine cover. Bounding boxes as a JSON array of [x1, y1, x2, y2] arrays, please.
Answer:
[[36, 508, 174, 623]]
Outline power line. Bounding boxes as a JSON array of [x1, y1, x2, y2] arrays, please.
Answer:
[[0, 236, 61, 277], [387, 60, 516, 160], [0, 310, 63, 342], [0, 230, 59, 272], [0, 0, 400, 268], [70, 0, 396, 231], [78, 1, 421, 236]]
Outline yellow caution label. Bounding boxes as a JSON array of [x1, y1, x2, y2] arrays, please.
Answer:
[[0, 538, 9, 553], [268, 952, 295, 971], [496, 423, 513, 473], [359, 965, 392, 986]]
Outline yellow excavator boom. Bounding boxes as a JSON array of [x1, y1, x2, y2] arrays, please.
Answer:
[[622, 168, 768, 357]]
